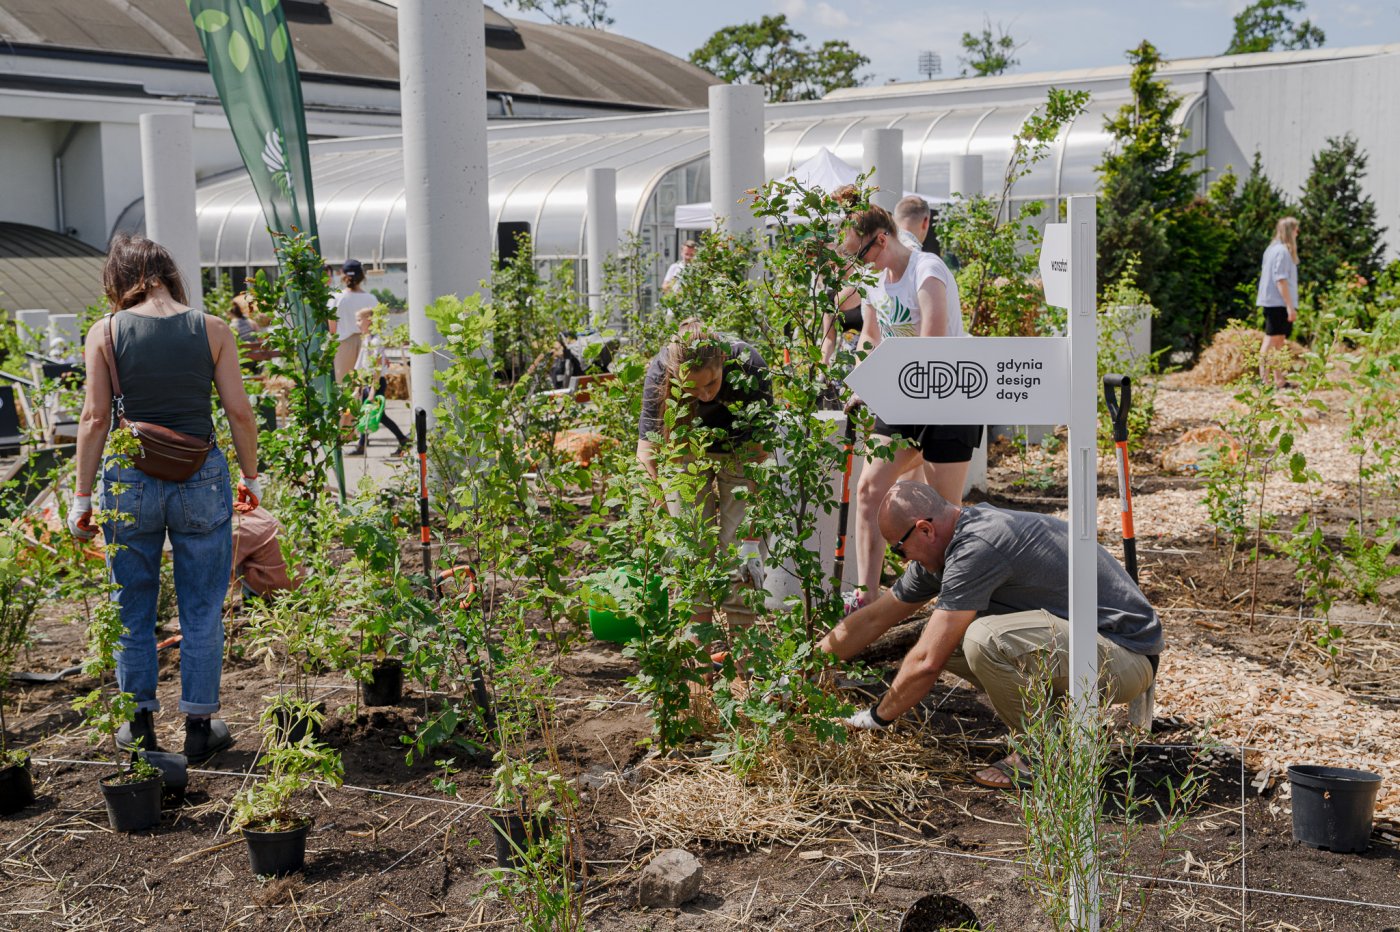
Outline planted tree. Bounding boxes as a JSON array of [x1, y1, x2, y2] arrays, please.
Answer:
[[936, 86, 1090, 336], [959, 16, 1023, 77]]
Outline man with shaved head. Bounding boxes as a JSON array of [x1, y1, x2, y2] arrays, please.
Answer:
[[893, 195, 932, 252], [819, 481, 1162, 789]]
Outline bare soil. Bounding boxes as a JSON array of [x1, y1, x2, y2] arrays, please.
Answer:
[[3, 381, 1399, 931]]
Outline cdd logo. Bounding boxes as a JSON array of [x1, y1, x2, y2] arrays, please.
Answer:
[[897, 361, 988, 400]]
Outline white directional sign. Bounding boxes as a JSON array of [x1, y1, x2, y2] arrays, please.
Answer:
[[844, 337, 1069, 426], [1039, 222, 1072, 310]]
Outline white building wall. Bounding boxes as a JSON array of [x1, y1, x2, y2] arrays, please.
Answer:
[[1206, 50, 1400, 256], [61, 124, 108, 247], [0, 118, 59, 230]]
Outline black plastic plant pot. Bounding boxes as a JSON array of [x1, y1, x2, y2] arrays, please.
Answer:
[[487, 809, 552, 869], [99, 772, 162, 833], [0, 761, 35, 815], [1287, 764, 1382, 853], [899, 893, 982, 931], [244, 819, 312, 876], [361, 660, 403, 707], [271, 702, 327, 746]]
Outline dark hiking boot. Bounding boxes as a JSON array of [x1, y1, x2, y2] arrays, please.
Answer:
[[116, 709, 162, 753], [183, 717, 234, 763]]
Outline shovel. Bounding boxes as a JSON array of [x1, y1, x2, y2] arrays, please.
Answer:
[[1102, 375, 1137, 583]]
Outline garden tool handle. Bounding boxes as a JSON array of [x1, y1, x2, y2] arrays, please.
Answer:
[[415, 407, 427, 455], [1103, 375, 1132, 444]]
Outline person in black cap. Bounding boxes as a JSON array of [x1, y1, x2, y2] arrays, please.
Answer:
[[331, 259, 377, 382]]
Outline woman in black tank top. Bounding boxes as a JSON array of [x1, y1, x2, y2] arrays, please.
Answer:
[[68, 233, 262, 764]]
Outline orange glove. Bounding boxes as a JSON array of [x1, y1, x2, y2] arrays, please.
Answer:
[[236, 474, 262, 511]]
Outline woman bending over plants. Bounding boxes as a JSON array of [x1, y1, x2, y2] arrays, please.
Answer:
[[636, 318, 772, 631]]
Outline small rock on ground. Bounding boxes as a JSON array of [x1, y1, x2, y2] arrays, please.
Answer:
[[639, 848, 703, 908]]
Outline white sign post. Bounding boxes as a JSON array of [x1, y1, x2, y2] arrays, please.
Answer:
[[845, 195, 1099, 930]]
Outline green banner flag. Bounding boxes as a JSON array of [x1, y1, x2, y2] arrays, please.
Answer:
[[188, 0, 346, 498], [187, 0, 317, 243]]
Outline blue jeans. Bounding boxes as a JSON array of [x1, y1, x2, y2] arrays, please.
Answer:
[[101, 447, 233, 715]]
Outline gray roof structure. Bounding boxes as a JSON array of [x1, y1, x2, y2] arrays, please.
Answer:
[[0, 223, 105, 317], [0, 0, 718, 111]]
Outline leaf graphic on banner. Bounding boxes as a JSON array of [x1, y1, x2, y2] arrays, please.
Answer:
[[262, 129, 294, 197], [261, 0, 279, 12], [228, 29, 251, 71], [270, 23, 288, 62], [192, 9, 230, 31], [242, 6, 266, 49]]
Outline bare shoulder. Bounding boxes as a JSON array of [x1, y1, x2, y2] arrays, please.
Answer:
[[202, 312, 234, 338]]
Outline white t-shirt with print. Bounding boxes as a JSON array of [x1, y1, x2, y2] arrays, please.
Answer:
[[332, 290, 378, 342], [867, 250, 963, 340]]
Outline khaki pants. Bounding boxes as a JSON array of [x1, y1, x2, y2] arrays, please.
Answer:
[[942, 610, 1153, 732], [665, 458, 756, 624], [334, 333, 362, 382]]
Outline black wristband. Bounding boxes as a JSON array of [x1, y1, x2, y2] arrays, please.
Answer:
[[868, 699, 895, 728]]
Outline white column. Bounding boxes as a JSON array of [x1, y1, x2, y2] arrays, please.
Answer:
[[950, 154, 984, 198], [1065, 194, 1100, 928], [399, 0, 490, 422], [139, 112, 203, 308], [14, 310, 49, 354], [707, 85, 765, 237], [585, 168, 617, 322], [863, 128, 903, 213]]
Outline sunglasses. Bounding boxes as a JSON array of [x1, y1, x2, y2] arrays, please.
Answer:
[[842, 233, 881, 263], [890, 518, 928, 559]]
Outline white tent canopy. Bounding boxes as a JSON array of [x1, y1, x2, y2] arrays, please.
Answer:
[[674, 146, 947, 230]]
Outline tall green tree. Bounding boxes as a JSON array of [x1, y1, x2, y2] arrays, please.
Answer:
[[1226, 0, 1325, 54], [500, 0, 612, 29], [690, 15, 869, 102], [1298, 134, 1387, 289], [959, 17, 1023, 77], [1098, 41, 1209, 352]]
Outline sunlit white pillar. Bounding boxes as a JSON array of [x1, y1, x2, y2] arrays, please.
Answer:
[[950, 154, 984, 198], [863, 128, 903, 213], [139, 112, 203, 308], [708, 85, 765, 237], [585, 168, 617, 321], [399, 0, 490, 421]]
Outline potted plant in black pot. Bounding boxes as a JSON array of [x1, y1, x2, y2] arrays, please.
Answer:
[[231, 697, 344, 876], [74, 686, 163, 832], [0, 504, 59, 815]]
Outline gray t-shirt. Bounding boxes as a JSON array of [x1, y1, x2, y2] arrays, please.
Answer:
[[1256, 241, 1298, 308], [890, 504, 1163, 655], [637, 340, 771, 451]]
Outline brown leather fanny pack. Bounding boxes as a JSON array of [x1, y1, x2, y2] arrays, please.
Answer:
[[102, 314, 213, 482]]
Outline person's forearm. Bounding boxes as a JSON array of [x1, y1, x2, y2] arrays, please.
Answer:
[[73, 414, 109, 495], [636, 442, 658, 480], [228, 408, 260, 478], [875, 616, 966, 720], [819, 594, 917, 661], [1278, 280, 1295, 314]]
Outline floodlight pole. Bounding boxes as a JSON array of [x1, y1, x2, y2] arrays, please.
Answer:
[[1066, 195, 1100, 929]]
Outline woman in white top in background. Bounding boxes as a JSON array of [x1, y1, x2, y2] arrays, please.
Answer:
[[331, 259, 377, 382], [837, 187, 980, 611], [1256, 217, 1300, 388]]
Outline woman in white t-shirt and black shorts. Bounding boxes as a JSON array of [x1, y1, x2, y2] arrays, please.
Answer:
[[1256, 217, 1300, 388], [838, 191, 980, 610]]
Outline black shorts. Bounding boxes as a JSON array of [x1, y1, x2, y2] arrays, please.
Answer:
[[872, 416, 984, 464], [1262, 306, 1292, 338]]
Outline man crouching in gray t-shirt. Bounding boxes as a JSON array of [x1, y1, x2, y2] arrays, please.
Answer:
[[818, 480, 1162, 790]]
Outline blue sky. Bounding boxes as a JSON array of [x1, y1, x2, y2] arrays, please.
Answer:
[[507, 0, 1400, 83]]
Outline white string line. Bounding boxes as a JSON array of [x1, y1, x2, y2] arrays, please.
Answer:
[[1159, 605, 1397, 629]]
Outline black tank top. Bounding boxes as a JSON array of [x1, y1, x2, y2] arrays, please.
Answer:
[[111, 309, 215, 438]]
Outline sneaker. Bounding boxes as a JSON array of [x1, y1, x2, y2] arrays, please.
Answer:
[[183, 717, 234, 764], [346, 443, 367, 457], [116, 709, 162, 753]]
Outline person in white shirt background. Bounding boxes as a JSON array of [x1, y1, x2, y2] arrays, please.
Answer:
[[331, 259, 377, 382], [1256, 217, 1301, 388], [662, 239, 698, 295]]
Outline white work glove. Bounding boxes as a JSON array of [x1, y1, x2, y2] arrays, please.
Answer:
[[236, 474, 262, 512], [845, 702, 893, 731], [68, 492, 96, 540]]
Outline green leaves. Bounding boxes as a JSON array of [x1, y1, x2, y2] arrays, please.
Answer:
[[270, 23, 288, 62], [242, 5, 266, 49], [227, 29, 251, 72], [192, 9, 230, 31]]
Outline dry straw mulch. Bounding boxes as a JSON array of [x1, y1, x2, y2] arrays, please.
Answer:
[[1169, 325, 1304, 388], [620, 728, 955, 849]]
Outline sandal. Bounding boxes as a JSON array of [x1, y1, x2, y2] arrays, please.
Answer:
[[971, 755, 1033, 791]]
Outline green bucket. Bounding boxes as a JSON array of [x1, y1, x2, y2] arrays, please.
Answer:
[[585, 572, 667, 644]]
